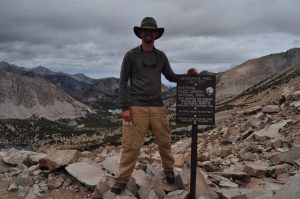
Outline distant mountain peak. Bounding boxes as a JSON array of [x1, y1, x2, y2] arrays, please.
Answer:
[[0, 61, 15, 69], [0, 61, 10, 66], [35, 65, 48, 70], [71, 73, 96, 84], [31, 65, 54, 75], [73, 73, 89, 79]]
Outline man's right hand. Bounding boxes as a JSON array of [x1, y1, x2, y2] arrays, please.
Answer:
[[122, 110, 132, 122], [187, 68, 198, 76]]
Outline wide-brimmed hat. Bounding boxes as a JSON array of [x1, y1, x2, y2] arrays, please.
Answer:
[[133, 17, 164, 40]]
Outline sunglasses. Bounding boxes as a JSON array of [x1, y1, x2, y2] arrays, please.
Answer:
[[140, 45, 158, 67], [140, 28, 158, 33]]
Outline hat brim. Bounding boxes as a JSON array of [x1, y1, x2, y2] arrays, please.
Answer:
[[133, 27, 164, 40]]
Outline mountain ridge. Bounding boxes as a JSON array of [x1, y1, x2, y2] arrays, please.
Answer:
[[0, 69, 93, 120], [0, 61, 170, 108], [2, 47, 300, 109], [217, 48, 300, 102]]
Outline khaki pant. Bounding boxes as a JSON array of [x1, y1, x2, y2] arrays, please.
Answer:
[[115, 106, 175, 183]]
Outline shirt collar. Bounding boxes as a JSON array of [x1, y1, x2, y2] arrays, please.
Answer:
[[139, 45, 157, 52]]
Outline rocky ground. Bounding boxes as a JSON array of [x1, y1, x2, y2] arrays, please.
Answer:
[[0, 85, 299, 199]]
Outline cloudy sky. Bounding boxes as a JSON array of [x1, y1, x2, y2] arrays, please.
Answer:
[[1, 0, 300, 83]]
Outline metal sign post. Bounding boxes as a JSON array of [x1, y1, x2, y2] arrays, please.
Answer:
[[189, 123, 198, 199], [176, 75, 216, 199]]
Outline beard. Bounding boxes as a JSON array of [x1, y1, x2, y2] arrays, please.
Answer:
[[142, 34, 155, 44]]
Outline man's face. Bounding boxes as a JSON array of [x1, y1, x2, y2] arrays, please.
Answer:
[[139, 29, 158, 44]]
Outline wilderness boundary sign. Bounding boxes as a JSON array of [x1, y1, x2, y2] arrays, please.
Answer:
[[176, 74, 216, 199], [176, 75, 216, 125]]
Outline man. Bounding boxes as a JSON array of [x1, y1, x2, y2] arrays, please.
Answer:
[[111, 17, 197, 194]]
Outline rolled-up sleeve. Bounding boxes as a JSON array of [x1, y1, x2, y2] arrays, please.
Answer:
[[118, 52, 132, 111]]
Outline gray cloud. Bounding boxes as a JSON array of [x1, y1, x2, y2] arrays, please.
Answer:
[[0, 0, 300, 80]]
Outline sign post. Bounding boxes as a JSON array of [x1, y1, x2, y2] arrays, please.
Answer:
[[176, 75, 216, 199], [190, 123, 198, 199]]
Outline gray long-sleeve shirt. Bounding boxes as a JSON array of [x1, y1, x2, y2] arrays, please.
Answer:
[[118, 46, 178, 110]]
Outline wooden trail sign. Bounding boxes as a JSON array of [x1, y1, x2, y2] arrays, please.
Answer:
[[176, 75, 216, 125], [175, 74, 216, 199]]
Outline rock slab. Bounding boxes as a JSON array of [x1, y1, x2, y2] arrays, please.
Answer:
[[101, 155, 120, 175], [271, 145, 300, 165], [274, 172, 300, 199], [66, 161, 106, 187]]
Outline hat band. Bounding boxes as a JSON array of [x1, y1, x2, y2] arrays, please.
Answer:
[[141, 22, 157, 28]]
